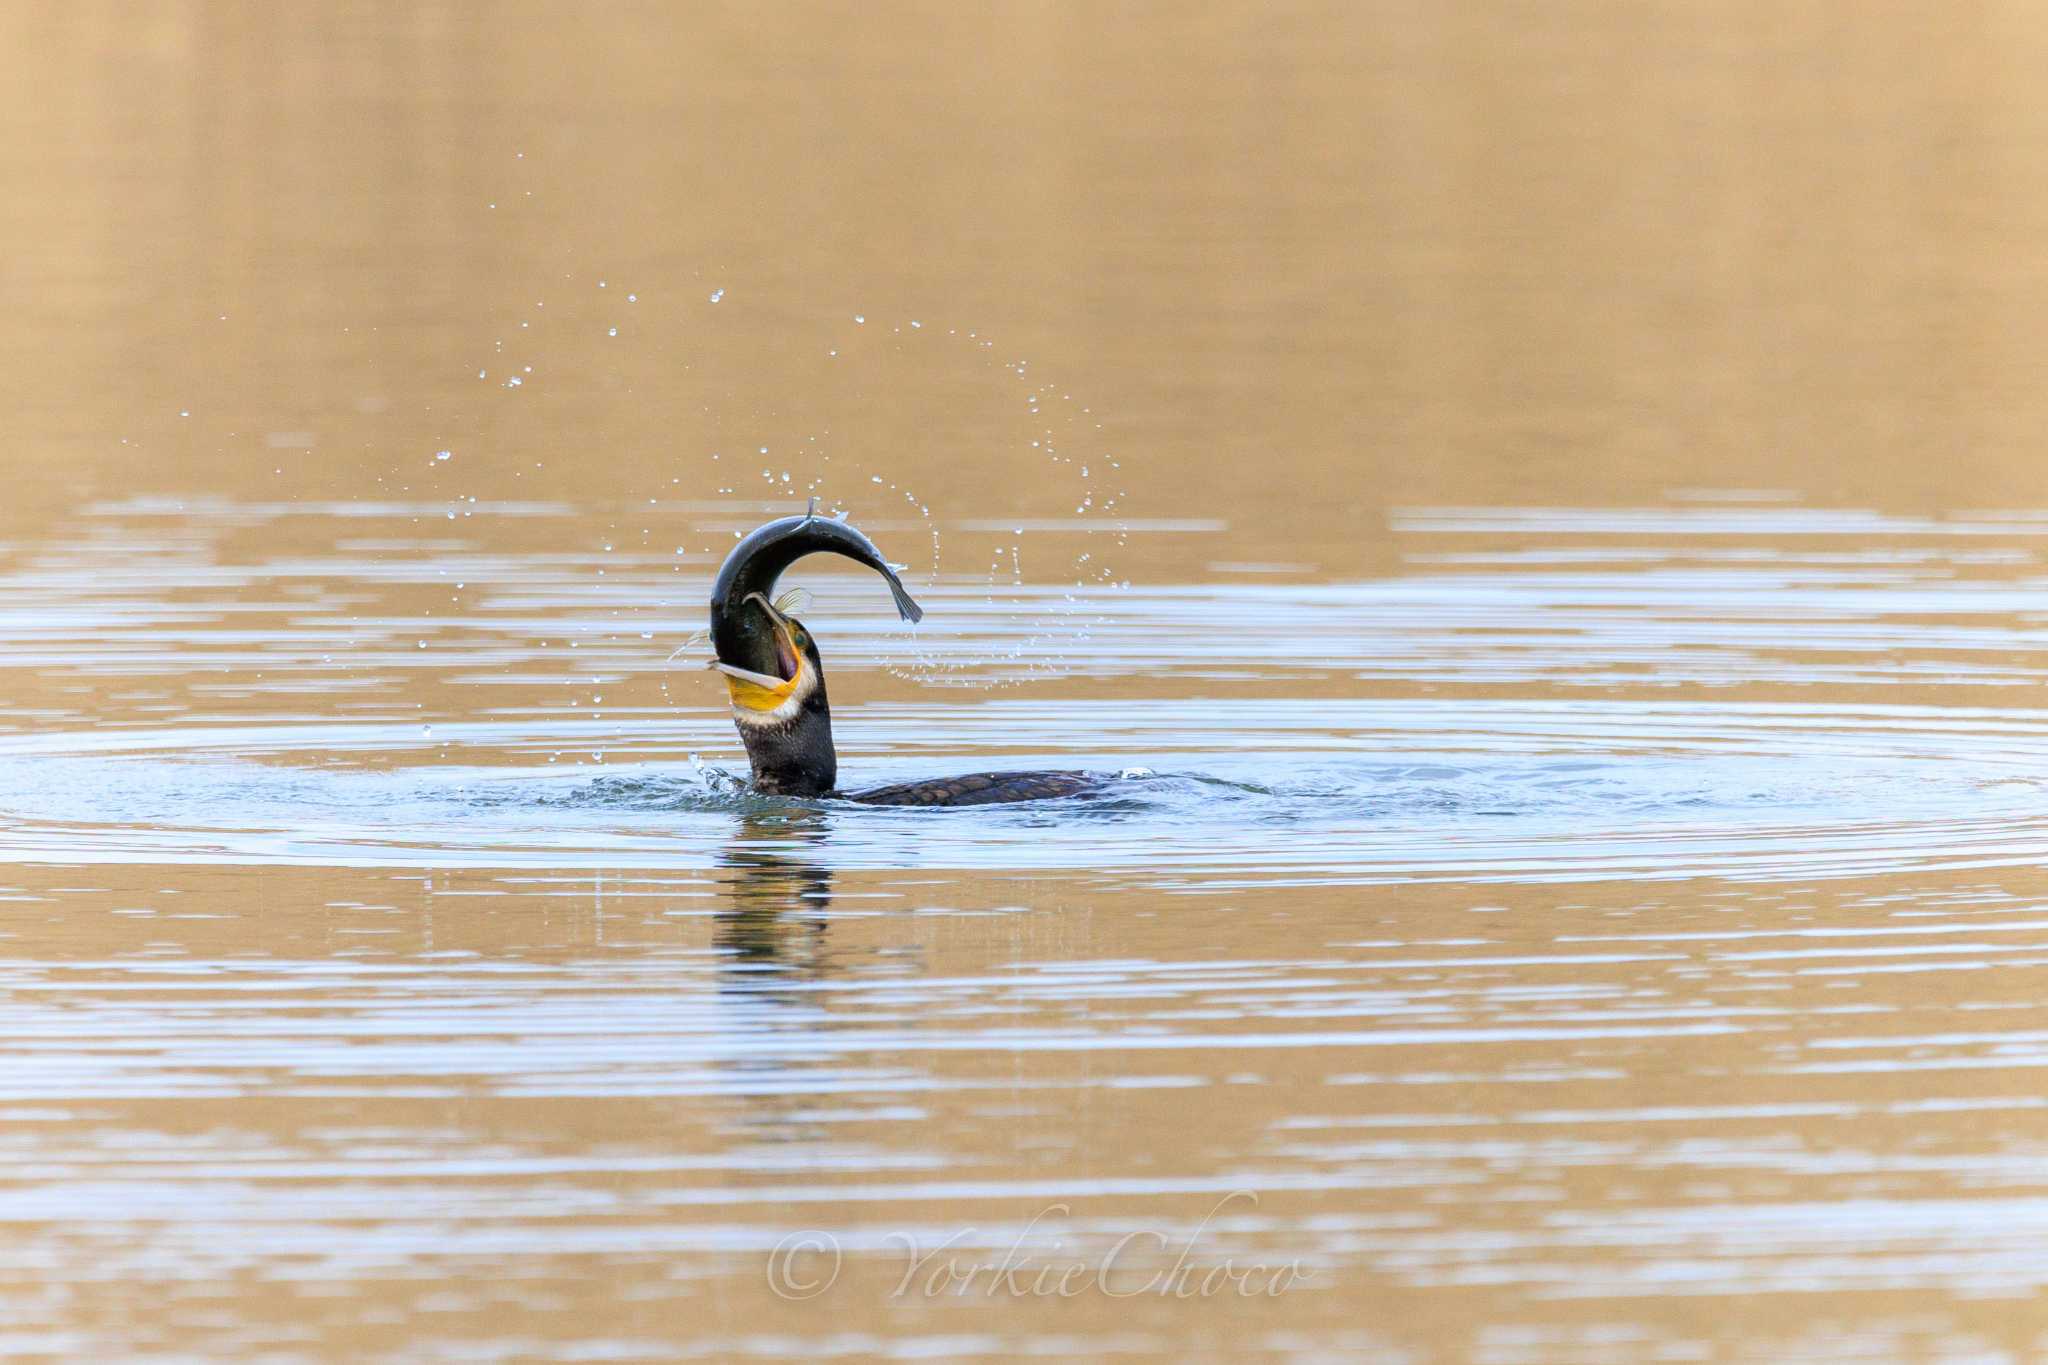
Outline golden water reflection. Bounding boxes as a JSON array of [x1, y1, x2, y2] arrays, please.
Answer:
[[7, 2, 2048, 1360]]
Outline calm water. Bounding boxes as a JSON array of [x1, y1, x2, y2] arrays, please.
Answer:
[[11, 4, 2048, 1361]]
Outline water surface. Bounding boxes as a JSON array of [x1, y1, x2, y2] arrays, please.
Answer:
[[9, 4, 2048, 1361]]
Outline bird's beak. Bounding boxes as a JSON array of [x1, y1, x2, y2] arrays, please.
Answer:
[[708, 592, 804, 711]]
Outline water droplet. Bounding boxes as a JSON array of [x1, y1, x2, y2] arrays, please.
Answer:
[[435, 450, 452, 461], [853, 314, 865, 324], [607, 327, 617, 337], [709, 288, 724, 303]]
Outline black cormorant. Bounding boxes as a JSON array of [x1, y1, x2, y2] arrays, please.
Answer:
[[705, 513, 1099, 805]]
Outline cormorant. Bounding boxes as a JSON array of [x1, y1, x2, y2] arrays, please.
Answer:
[[705, 513, 1099, 805]]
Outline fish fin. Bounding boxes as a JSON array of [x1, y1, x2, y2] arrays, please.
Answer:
[[885, 577, 925, 624]]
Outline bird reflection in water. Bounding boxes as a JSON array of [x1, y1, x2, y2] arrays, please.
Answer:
[[715, 809, 834, 976], [711, 810, 846, 1142]]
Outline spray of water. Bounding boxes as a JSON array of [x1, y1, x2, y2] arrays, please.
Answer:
[[641, 312, 1132, 695]]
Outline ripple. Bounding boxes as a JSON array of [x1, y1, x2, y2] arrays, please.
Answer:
[[0, 700, 2041, 885]]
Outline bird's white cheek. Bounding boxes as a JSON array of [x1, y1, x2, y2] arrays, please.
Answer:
[[729, 671, 814, 730]]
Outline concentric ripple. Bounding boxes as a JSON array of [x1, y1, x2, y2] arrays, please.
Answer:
[[0, 700, 2043, 885]]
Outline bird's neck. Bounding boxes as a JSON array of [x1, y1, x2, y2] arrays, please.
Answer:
[[736, 687, 837, 797]]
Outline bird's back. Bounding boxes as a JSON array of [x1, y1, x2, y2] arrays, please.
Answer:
[[844, 770, 1101, 807]]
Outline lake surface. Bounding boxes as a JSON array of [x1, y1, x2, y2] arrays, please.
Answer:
[[9, 4, 2048, 1360]]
